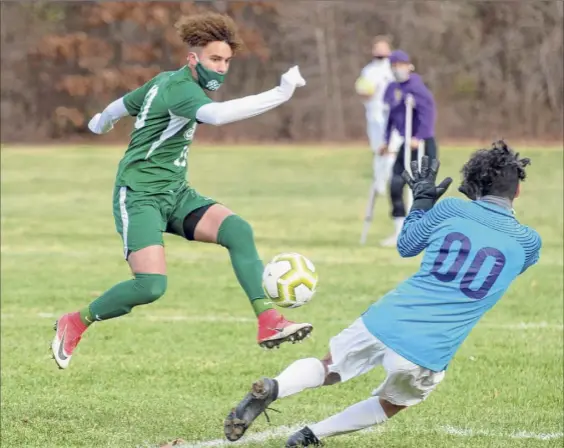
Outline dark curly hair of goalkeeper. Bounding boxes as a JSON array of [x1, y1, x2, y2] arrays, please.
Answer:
[[459, 140, 531, 201]]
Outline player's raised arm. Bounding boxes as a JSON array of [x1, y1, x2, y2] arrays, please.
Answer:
[[195, 66, 305, 126], [396, 157, 453, 257]]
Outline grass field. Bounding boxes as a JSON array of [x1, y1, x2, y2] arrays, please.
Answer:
[[1, 143, 563, 448]]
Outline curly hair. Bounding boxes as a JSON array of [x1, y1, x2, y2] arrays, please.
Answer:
[[460, 140, 531, 200], [175, 13, 244, 54]]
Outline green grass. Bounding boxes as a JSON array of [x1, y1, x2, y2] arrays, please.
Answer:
[[1, 143, 563, 448]]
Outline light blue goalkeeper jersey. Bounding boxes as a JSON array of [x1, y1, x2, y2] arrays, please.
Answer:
[[362, 197, 541, 372]]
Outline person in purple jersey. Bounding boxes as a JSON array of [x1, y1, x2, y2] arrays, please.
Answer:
[[379, 50, 438, 247], [222, 141, 541, 447]]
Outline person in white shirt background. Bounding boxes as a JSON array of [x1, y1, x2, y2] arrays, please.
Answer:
[[355, 35, 401, 244], [355, 35, 399, 246]]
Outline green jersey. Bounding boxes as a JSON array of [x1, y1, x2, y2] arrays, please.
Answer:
[[117, 67, 212, 193]]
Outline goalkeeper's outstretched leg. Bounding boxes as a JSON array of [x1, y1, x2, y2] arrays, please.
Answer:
[[224, 318, 442, 446], [224, 145, 541, 446]]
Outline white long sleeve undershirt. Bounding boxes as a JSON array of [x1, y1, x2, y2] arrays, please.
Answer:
[[89, 84, 295, 133], [88, 97, 128, 134], [195, 86, 293, 126]]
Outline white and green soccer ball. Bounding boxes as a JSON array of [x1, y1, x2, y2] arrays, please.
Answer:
[[262, 253, 319, 308]]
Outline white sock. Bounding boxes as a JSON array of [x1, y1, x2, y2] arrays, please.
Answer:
[[275, 358, 326, 399], [394, 217, 405, 237], [309, 396, 388, 439]]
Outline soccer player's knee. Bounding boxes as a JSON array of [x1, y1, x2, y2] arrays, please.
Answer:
[[379, 398, 407, 417], [136, 274, 167, 304], [320, 356, 341, 386], [218, 215, 254, 249]]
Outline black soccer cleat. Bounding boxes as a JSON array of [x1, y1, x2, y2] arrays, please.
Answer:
[[224, 377, 279, 442], [286, 426, 322, 447]]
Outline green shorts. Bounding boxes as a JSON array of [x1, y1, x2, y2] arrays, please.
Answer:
[[113, 184, 216, 259]]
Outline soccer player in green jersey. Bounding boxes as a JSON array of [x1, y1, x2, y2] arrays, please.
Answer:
[[51, 13, 311, 369]]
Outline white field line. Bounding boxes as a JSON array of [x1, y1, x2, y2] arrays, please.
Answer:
[[145, 315, 255, 323], [147, 423, 563, 448], [440, 425, 563, 441], [1, 312, 562, 331]]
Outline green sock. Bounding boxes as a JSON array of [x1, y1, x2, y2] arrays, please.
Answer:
[[79, 307, 95, 326], [217, 215, 273, 316], [81, 274, 167, 323], [251, 298, 273, 316]]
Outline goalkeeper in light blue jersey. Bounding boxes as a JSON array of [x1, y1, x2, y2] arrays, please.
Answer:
[[223, 141, 541, 447]]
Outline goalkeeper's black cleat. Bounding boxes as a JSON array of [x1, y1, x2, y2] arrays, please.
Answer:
[[224, 377, 279, 442], [286, 426, 322, 447]]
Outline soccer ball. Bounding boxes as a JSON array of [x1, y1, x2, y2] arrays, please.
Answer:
[[262, 253, 319, 308]]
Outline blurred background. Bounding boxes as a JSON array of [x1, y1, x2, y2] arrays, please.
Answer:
[[1, 0, 563, 144]]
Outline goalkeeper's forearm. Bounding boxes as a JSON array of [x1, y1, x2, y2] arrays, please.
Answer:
[[89, 97, 129, 134], [196, 87, 292, 126]]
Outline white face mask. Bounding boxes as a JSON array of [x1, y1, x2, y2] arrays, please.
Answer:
[[392, 67, 410, 82]]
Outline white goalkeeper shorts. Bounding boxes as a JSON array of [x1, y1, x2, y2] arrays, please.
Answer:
[[327, 318, 445, 407]]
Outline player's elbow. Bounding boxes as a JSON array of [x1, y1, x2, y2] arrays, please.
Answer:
[[198, 114, 223, 126], [396, 244, 410, 258], [205, 117, 223, 126], [396, 241, 420, 258], [196, 104, 224, 126], [397, 248, 417, 258]]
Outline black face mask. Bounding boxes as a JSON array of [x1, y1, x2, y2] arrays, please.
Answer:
[[373, 56, 387, 61]]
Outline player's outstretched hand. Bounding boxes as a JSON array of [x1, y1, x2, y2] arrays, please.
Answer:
[[88, 113, 113, 134], [280, 66, 306, 97], [402, 156, 453, 211]]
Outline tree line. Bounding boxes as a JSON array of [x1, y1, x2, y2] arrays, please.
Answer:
[[1, 1, 562, 143]]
